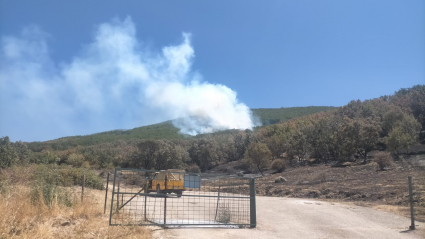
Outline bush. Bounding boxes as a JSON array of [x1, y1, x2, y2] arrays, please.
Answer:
[[373, 151, 393, 170], [185, 164, 201, 173], [28, 165, 105, 208], [271, 159, 287, 172], [30, 181, 74, 208], [60, 167, 104, 190], [217, 204, 231, 224], [32, 165, 104, 190], [0, 173, 8, 194]]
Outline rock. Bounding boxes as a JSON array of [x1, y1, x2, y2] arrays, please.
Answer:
[[61, 221, 71, 227], [275, 176, 287, 183]]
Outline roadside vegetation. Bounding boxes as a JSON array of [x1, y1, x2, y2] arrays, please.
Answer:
[[0, 166, 151, 238]]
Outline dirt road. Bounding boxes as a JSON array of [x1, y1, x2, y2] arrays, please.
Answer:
[[153, 196, 423, 239]]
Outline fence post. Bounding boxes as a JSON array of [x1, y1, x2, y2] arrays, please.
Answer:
[[164, 175, 167, 225], [109, 168, 117, 225], [249, 178, 256, 228], [215, 184, 221, 221], [117, 175, 120, 212], [104, 172, 110, 214], [144, 179, 148, 221], [81, 174, 85, 202], [408, 176, 415, 230]]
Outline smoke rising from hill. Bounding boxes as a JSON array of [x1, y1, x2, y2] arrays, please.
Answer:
[[0, 17, 258, 141]]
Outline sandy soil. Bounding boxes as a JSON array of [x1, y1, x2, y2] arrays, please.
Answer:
[[153, 196, 424, 239]]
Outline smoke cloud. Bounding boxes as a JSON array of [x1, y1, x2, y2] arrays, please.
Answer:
[[0, 17, 258, 141]]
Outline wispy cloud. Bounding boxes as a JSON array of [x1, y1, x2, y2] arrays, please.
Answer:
[[0, 17, 258, 142]]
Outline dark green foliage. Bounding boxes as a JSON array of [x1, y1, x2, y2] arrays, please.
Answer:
[[390, 85, 425, 128], [32, 165, 104, 190], [29, 165, 103, 207], [130, 139, 189, 170], [30, 151, 59, 164], [59, 167, 104, 190], [0, 137, 18, 168], [385, 114, 422, 154], [28, 121, 186, 151], [252, 106, 336, 126], [30, 165, 104, 207], [243, 142, 272, 175], [22, 107, 335, 156], [257, 85, 424, 164], [355, 118, 381, 162], [188, 138, 222, 171]]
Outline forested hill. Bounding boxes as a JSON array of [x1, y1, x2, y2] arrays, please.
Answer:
[[0, 85, 424, 170], [25, 106, 333, 150], [252, 107, 336, 125]]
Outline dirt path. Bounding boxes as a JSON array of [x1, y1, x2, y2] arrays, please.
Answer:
[[153, 196, 423, 239]]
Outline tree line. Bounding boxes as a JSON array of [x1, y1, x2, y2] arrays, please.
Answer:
[[1, 85, 424, 173]]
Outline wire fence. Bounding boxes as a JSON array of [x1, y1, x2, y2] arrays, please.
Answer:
[[108, 168, 256, 228]]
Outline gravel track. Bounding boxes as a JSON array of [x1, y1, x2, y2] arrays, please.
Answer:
[[153, 196, 424, 239]]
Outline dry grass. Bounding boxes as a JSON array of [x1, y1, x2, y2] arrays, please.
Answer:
[[0, 168, 152, 239]]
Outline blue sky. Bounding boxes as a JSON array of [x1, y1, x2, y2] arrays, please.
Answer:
[[0, 0, 424, 142]]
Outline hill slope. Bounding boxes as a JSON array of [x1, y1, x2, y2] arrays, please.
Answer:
[[28, 106, 336, 150], [252, 106, 336, 125]]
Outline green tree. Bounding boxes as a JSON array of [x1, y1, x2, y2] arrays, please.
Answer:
[[382, 108, 405, 136], [67, 153, 85, 167], [0, 136, 18, 168], [130, 140, 159, 169], [385, 114, 421, 154], [154, 140, 189, 170], [287, 125, 311, 164], [243, 142, 272, 176], [355, 118, 381, 163], [307, 116, 333, 163], [188, 138, 220, 171]]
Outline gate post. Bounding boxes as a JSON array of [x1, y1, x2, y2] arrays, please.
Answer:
[[144, 178, 147, 222], [109, 168, 117, 225], [249, 178, 256, 228], [408, 176, 415, 230], [164, 175, 167, 225]]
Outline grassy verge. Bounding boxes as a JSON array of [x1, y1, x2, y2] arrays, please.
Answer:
[[0, 166, 151, 239]]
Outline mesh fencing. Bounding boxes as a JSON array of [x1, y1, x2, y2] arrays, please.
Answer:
[[108, 168, 256, 228]]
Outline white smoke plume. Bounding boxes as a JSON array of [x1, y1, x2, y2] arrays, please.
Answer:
[[0, 17, 258, 141]]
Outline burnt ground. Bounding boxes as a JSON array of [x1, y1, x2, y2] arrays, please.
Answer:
[[208, 154, 425, 222]]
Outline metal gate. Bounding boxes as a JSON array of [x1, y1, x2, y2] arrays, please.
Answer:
[[109, 168, 256, 228]]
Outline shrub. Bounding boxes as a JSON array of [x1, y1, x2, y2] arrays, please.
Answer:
[[28, 165, 104, 208], [59, 167, 104, 190], [33, 165, 104, 190], [217, 204, 231, 224], [0, 172, 8, 194], [30, 181, 74, 208], [373, 151, 393, 170], [271, 159, 287, 172], [186, 164, 201, 173]]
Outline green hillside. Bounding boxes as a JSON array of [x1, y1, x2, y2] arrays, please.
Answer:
[[27, 106, 336, 151], [252, 106, 336, 126], [30, 121, 185, 151]]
